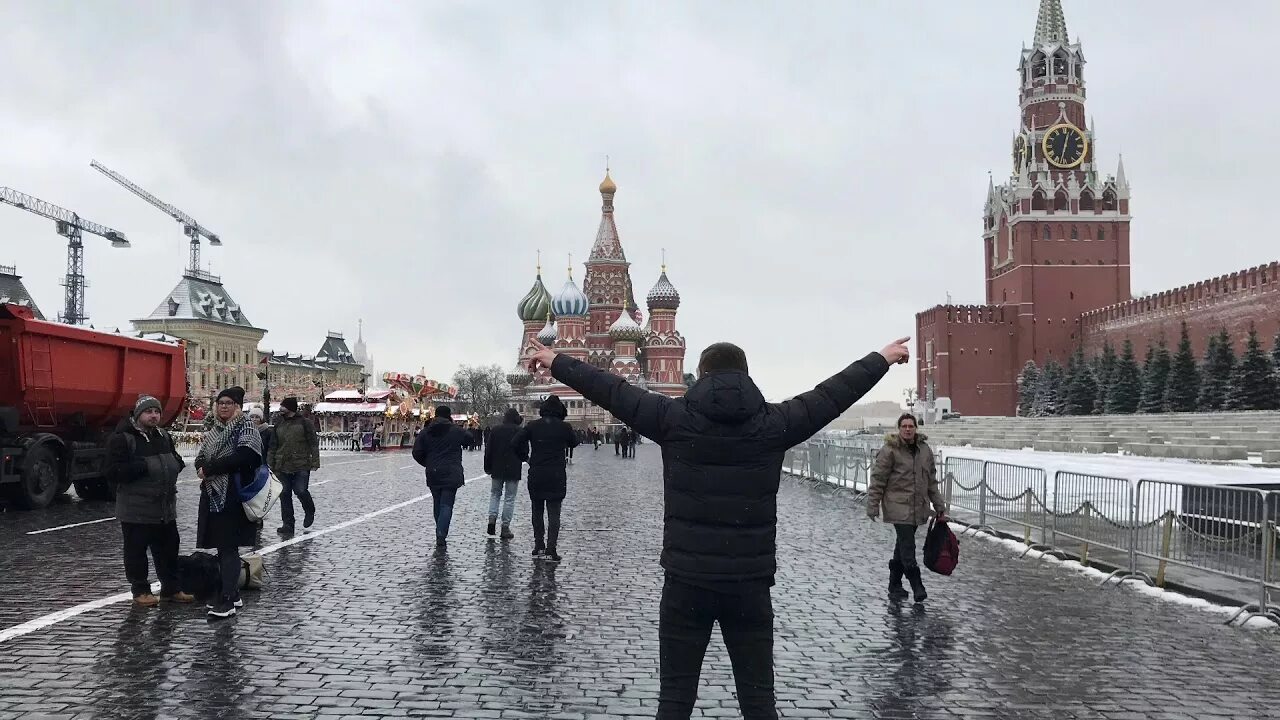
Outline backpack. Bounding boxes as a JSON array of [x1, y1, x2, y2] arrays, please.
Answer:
[[923, 515, 960, 576]]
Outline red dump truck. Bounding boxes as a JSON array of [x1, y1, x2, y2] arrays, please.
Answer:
[[0, 304, 188, 509]]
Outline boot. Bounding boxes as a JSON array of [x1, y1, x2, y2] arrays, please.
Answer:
[[500, 524, 514, 540], [486, 518, 497, 537], [904, 563, 927, 603], [887, 559, 909, 601], [532, 535, 545, 558], [544, 546, 561, 563]]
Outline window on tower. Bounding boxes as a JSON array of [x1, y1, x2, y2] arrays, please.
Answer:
[[1080, 190, 1095, 211], [1031, 53, 1047, 79], [1043, 225, 1051, 240], [1054, 192, 1068, 212], [1053, 53, 1069, 77], [1103, 189, 1117, 210], [1097, 226, 1106, 241], [1032, 190, 1046, 211]]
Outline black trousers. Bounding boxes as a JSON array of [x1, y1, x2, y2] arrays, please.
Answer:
[[893, 523, 919, 568], [121, 521, 180, 597], [218, 546, 241, 601], [530, 498, 562, 549], [658, 578, 777, 719]]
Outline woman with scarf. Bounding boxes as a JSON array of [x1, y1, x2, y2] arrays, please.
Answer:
[[195, 386, 264, 619]]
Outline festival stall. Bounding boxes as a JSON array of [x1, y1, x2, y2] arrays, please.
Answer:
[[379, 371, 460, 449]]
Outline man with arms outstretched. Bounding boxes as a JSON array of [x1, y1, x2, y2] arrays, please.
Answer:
[[526, 336, 910, 719]]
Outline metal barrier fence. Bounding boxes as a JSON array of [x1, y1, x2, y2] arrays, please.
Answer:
[[787, 439, 1280, 627]]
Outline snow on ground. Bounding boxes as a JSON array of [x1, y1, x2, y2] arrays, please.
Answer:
[[937, 444, 1280, 487]]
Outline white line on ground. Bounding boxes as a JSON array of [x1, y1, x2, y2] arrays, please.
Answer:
[[0, 473, 488, 645], [26, 516, 117, 535], [360, 470, 381, 476], [399, 465, 416, 470]]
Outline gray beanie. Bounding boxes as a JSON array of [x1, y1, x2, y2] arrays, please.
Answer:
[[133, 395, 162, 420]]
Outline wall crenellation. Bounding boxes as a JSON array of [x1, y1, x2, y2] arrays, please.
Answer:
[[1080, 261, 1279, 331]]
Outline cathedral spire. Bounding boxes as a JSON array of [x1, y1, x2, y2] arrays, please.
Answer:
[[588, 169, 628, 263], [1033, 0, 1069, 46]]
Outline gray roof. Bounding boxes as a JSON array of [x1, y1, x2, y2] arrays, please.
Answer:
[[317, 333, 358, 364], [0, 266, 45, 320], [140, 270, 256, 328]]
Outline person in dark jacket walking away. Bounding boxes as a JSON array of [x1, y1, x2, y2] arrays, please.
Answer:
[[195, 386, 263, 619], [614, 427, 626, 456], [412, 405, 473, 549], [525, 335, 907, 719], [867, 413, 945, 603], [104, 395, 194, 607], [483, 408, 524, 539], [511, 395, 579, 563], [269, 397, 319, 535], [626, 426, 639, 458]]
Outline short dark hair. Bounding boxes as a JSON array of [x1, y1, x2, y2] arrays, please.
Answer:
[[897, 413, 918, 427], [698, 342, 748, 375]]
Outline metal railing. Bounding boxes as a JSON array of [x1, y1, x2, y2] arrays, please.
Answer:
[[785, 439, 1280, 627]]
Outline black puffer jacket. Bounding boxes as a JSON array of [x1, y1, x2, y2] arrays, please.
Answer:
[[484, 409, 524, 481], [104, 417, 185, 524], [412, 417, 472, 490], [512, 396, 580, 501], [551, 351, 890, 591]]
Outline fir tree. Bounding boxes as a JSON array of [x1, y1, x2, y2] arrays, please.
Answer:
[[1162, 321, 1200, 412], [1106, 340, 1142, 414], [1226, 324, 1280, 411], [1034, 359, 1066, 416], [1272, 330, 1280, 386], [1016, 360, 1040, 417], [1066, 348, 1097, 415], [1197, 329, 1235, 411], [1093, 341, 1117, 414], [1139, 340, 1171, 414]]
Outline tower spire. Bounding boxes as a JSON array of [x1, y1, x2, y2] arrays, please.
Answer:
[[537, 249, 542, 276], [1033, 0, 1069, 46]]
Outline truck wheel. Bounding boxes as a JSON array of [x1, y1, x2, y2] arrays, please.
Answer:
[[14, 445, 60, 509]]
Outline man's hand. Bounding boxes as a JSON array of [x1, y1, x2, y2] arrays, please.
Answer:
[[880, 336, 911, 366], [197, 467, 205, 481], [526, 339, 558, 373]]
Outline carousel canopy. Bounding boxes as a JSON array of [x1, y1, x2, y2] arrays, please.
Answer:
[[383, 371, 459, 399], [313, 401, 387, 414], [325, 389, 364, 401]]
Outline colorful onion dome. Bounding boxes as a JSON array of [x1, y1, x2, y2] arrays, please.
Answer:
[[608, 310, 644, 343], [517, 272, 552, 322], [506, 360, 533, 387], [552, 274, 590, 317], [599, 171, 617, 195], [646, 268, 680, 310], [536, 316, 558, 345]]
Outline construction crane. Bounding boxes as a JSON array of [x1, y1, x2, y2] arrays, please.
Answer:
[[90, 160, 222, 272], [0, 186, 129, 325]]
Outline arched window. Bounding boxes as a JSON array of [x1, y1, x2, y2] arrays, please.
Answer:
[[1103, 189, 1117, 210], [1069, 291, 1075, 300], [1032, 189, 1047, 211], [1053, 52, 1069, 77], [1003, 289, 1008, 302], [1043, 225, 1051, 240], [1070, 226, 1078, 240], [1097, 226, 1106, 241], [1054, 191, 1068, 211], [1031, 52, 1047, 79], [1079, 190, 1095, 211]]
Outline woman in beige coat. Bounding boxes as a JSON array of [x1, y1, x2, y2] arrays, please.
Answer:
[[867, 413, 946, 602]]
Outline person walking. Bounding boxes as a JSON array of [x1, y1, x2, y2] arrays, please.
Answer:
[[269, 397, 319, 535], [614, 427, 626, 457], [511, 395, 579, 563], [524, 335, 907, 719], [483, 408, 524, 539], [195, 386, 263, 619], [250, 408, 274, 467], [104, 395, 193, 607], [626, 427, 639, 458], [412, 405, 473, 549], [866, 413, 945, 604]]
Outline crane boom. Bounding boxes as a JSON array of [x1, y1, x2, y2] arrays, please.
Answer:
[[89, 160, 221, 271], [0, 185, 130, 325]]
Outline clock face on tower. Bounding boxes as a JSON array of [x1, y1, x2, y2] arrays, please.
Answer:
[[1042, 123, 1088, 169]]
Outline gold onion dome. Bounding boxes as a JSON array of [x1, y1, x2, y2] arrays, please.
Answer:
[[608, 310, 644, 343], [599, 171, 617, 194], [517, 273, 553, 322]]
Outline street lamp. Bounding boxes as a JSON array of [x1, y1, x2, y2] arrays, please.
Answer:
[[257, 353, 271, 421]]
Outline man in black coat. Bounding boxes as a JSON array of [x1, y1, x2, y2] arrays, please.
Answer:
[[525, 336, 909, 719], [412, 405, 473, 549], [511, 395, 579, 563], [483, 408, 524, 539]]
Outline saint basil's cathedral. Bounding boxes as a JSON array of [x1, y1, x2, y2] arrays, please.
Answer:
[[506, 172, 687, 426]]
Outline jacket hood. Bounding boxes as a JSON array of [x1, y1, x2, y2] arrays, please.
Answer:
[[684, 371, 765, 425], [503, 408, 523, 425], [884, 432, 927, 447], [427, 417, 456, 436], [539, 395, 567, 419]]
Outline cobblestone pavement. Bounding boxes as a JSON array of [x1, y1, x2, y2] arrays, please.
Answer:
[[1, 443, 1278, 719]]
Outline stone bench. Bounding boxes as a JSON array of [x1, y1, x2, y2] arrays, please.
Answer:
[[1123, 443, 1249, 461], [1032, 440, 1119, 454]]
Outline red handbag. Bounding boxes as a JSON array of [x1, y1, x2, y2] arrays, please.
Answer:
[[923, 514, 960, 576]]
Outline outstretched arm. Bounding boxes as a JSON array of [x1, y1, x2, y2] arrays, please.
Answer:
[[773, 338, 909, 449], [527, 340, 676, 443]]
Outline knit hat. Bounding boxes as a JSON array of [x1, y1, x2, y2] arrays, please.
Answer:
[[216, 386, 245, 406], [248, 407, 264, 422], [133, 395, 162, 420], [434, 405, 452, 419], [539, 395, 567, 419], [280, 397, 299, 414]]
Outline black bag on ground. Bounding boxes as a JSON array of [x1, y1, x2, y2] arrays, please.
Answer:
[[177, 551, 222, 600], [923, 515, 960, 576]]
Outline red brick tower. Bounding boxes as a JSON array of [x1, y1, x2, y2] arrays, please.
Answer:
[[642, 260, 687, 397], [583, 171, 640, 370]]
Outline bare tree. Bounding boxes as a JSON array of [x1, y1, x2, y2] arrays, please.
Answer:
[[451, 364, 512, 421]]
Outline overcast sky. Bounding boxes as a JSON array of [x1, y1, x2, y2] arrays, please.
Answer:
[[2, 1, 1276, 404]]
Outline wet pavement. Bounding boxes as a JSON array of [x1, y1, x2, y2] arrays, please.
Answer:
[[1, 444, 1278, 719]]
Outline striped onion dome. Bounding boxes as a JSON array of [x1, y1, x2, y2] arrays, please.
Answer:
[[516, 273, 552, 322], [552, 276, 590, 317], [646, 269, 680, 310], [536, 317, 558, 345], [608, 310, 644, 343]]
